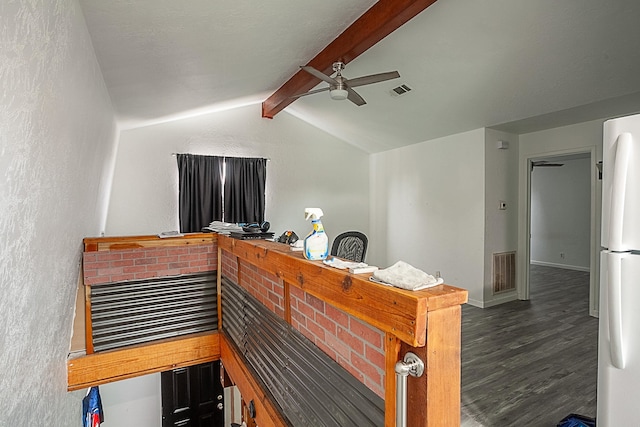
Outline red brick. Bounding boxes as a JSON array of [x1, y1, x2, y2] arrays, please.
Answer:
[[306, 319, 327, 342], [337, 326, 364, 355], [147, 248, 168, 257], [146, 263, 170, 272], [86, 276, 111, 285], [365, 345, 386, 370], [83, 269, 98, 278], [83, 253, 97, 262], [167, 247, 189, 256], [351, 352, 383, 385], [168, 262, 189, 270], [96, 252, 122, 262], [350, 318, 383, 347], [123, 265, 147, 274], [295, 299, 315, 319], [97, 267, 123, 276], [325, 333, 350, 360], [188, 245, 210, 253], [122, 251, 146, 260], [315, 340, 337, 361], [179, 254, 201, 262], [112, 259, 134, 268], [315, 313, 337, 336], [289, 286, 305, 300], [135, 258, 157, 266], [325, 304, 349, 327], [268, 291, 281, 307], [84, 261, 110, 270], [296, 325, 314, 343], [305, 293, 325, 313], [339, 359, 364, 383]]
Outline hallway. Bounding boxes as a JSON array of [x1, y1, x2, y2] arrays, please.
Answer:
[[460, 265, 598, 426]]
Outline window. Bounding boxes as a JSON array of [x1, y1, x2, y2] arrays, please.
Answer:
[[177, 154, 266, 232]]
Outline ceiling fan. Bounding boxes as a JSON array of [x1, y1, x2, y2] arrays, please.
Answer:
[[291, 61, 400, 106], [531, 160, 564, 171]]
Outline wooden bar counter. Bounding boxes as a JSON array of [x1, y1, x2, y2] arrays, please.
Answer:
[[218, 235, 468, 426]]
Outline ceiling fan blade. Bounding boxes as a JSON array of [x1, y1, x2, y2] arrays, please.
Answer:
[[346, 71, 400, 88], [290, 87, 330, 99], [300, 66, 338, 85], [347, 87, 366, 106]]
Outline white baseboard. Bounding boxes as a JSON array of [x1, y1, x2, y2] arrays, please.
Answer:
[[530, 260, 590, 272], [467, 291, 518, 309]]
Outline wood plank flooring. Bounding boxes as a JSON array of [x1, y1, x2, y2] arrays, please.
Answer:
[[460, 265, 598, 426]]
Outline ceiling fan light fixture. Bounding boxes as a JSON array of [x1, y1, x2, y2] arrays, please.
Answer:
[[330, 88, 349, 100]]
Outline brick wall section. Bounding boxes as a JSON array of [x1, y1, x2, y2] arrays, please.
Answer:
[[289, 285, 386, 398], [221, 248, 386, 398], [83, 243, 217, 285], [221, 250, 238, 284], [238, 260, 286, 320]]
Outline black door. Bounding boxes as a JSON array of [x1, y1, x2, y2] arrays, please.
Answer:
[[161, 361, 224, 427]]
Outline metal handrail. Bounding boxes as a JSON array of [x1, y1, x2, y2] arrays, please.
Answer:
[[395, 352, 425, 427]]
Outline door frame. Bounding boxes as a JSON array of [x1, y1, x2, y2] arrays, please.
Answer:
[[517, 145, 600, 317]]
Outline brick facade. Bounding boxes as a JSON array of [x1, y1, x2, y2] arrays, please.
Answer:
[[221, 248, 386, 398], [83, 243, 217, 285]]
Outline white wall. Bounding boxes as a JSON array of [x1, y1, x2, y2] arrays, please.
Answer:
[[106, 104, 370, 242], [369, 129, 486, 305], [530, 157, 591, 270], [100, 374, 162, 426], [0, 0, 118, 424], [483, 129, 520, 306]]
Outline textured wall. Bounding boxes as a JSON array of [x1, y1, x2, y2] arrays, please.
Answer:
[[0, 0, 117, 425]]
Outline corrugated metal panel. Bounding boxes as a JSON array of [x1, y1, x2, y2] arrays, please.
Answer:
[[91, 272, 217, 352], [221, 277, 384, 427]]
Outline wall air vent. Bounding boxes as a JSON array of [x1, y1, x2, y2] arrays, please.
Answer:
[[391, 84, 412, 96]]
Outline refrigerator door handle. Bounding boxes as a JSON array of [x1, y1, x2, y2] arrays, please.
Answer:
[[609, 132, 632, 251], [608, 252, 625, 369]]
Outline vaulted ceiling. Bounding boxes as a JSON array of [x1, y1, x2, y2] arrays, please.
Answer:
[[79, 0, 640, 153]]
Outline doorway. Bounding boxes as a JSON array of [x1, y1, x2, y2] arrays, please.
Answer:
[[161, 361, 225, 427], [519, 148, 599, 317]]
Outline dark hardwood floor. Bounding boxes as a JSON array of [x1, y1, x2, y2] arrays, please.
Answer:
[[460, 265, 598, 426]]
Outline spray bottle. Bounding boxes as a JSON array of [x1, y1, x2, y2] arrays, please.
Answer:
[[303, 208, 329, 260]]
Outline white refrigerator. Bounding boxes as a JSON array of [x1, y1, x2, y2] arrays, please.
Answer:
[[598, 113, 640, 426]]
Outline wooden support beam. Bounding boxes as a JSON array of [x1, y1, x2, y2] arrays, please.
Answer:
[[385, 333, 402, 427], [83, 233, 216, 252], [401, 305, 462, 427], [261, 0, 439, 118], [67, 331, 220, 391]]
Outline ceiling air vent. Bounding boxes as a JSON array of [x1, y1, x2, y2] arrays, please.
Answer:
[[391, 84, 412, 96]]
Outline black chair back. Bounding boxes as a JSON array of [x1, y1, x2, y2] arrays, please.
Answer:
[[330, 231, 368, 263]]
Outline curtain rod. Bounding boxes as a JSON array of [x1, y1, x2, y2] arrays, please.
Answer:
[[171, 153, 270, 161]]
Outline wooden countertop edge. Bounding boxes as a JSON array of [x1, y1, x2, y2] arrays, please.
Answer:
[[218, 235, 467, 347]]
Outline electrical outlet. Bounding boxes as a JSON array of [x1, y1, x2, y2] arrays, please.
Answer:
[[560, 252, 565, 259], [435, 271, 441, 278]]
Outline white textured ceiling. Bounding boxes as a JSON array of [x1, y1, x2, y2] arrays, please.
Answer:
[[79, 0, 640, 152]]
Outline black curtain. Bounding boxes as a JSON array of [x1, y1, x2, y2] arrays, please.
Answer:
[[224, 157, 267, 223], [177, 154, 223, 232]]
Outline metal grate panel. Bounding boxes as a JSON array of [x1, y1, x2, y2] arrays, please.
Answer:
[[493, 251, 516, 293], [221, 277, 384, 427], [91, 272, 217, 352]]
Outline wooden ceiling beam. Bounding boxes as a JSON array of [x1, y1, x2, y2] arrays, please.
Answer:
[[262, 0, 439, 118]]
